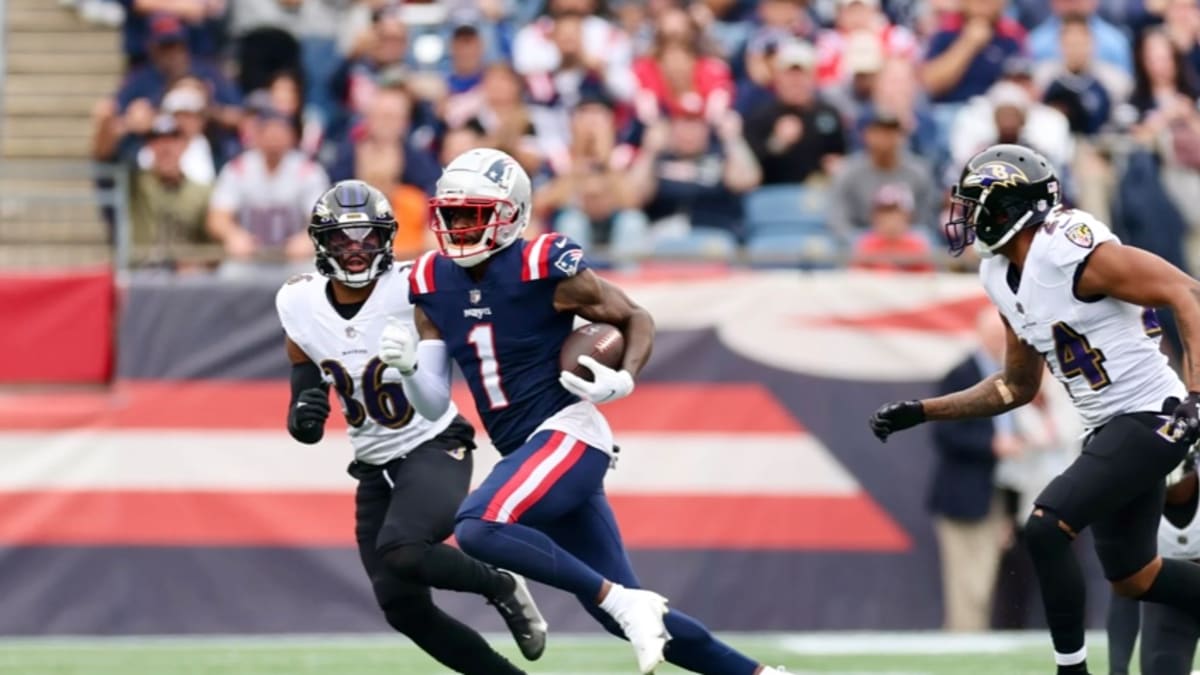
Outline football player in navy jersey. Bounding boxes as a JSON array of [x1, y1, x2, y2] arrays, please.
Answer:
[[379, 149, 788, 675]]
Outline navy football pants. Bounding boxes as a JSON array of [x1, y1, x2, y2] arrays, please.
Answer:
[[456, 430, 762, 675]]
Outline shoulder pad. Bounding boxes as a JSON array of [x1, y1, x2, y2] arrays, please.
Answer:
[[521, 233, 589, 282], [1042, 209, 1117, 267], [409, 251, 440, 296]]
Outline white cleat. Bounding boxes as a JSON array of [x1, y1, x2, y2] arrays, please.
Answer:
[[602, 586, 670, 673], [760, 667, 792, 674]]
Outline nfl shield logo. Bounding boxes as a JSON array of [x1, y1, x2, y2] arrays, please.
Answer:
[[469, 289, 482, 305], [345, 326, 357, 338]]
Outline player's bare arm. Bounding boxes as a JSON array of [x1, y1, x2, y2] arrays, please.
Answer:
[[553, 269, 654, 377], [922, 317, 1045, 421], [869, 316, 1044, 441], [1076, 241, 1200, 440], [283, 335, 330, 444], [1076, 242, 1200, 388]]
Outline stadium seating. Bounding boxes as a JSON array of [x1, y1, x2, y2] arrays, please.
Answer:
[[743, 184, 840, 268]]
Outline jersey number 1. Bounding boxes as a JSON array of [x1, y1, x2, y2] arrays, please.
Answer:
[[468, 324, 510, 409]]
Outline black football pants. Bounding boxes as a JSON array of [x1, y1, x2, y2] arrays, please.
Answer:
[[351, 417, 523, 675]]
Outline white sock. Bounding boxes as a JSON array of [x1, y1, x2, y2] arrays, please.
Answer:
[[1055, 645, 1087, 666], [598, 583, 628, 614]]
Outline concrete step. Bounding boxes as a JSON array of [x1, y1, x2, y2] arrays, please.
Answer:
[[7, 8, 96, 31], [7, 30, 120, 53], [4, 117, 94, 141], [5, 73, 119, 98], [0, 221, 110, 244], [4, 94, 99, 117], [7, 50, 125, 74], [0, 244, 113, 269], [1, 135, 93, 159]]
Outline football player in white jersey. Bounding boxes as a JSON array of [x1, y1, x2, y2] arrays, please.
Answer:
[[276, 180, 547, 675], [869, 144, 1200, 675]]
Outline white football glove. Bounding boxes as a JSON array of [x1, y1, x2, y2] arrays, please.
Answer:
[[559, 355, 635, 405], [379, 317, 418, 376]]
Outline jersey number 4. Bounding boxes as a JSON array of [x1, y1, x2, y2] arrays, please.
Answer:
[[468, 324, 510, 410], [320, 357, 414, 428], [1052, 308, 1163, 391]]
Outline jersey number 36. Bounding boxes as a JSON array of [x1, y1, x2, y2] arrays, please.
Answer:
[[320, 357, 414, 428]]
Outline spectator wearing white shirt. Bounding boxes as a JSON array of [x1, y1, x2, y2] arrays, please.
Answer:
[[206, 101, 330, 274]]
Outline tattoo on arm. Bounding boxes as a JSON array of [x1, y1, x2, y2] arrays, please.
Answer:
[[1179, 287, 1200, 390], [922, 332, 1044, 421]]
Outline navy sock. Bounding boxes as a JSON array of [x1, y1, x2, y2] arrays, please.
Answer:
[[455, 517, 605, 599], [663, 610, 760, 675]]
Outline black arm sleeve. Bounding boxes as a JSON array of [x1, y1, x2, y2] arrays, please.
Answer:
[[287, 361, 328, 444]]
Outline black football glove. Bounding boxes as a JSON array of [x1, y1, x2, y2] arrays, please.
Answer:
[[1169, 392, 1200, 445], [869, 400, 926, 442], [288, 388, 331, 443]]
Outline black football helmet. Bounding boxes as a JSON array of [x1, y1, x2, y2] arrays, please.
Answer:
[[945, 144, 1061, 257], [310, 180, 397, 288]]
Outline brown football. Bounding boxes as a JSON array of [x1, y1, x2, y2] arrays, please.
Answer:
[[560, 323, 625, 382]]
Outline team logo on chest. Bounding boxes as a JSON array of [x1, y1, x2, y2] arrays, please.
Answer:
[[464, 288, 492, 320]]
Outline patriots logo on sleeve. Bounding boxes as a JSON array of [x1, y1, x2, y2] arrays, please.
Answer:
[[554, 249, 584, 277]]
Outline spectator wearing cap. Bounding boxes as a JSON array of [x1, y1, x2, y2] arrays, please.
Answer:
[[921, 0, 1027, 104], [628, 100, 761, 257], [849, 184, 935, 273], [129, 114, 214, 269], [115, 14, 241, 131], [744, 40, 847, 185], [950, 79, 1073, 171], [829, 106, 938, 240], [823, 31, 886, 124], [1037, 16, 1117, 136], [114, 1, 226, 70], [136, 80, 218, 185], [440, 23, 489, 129], [632, 7, 735, 120], [744, 0, 816, 90], [858, 59, 943, 168], [206, 101, 330, 273], [327, 83, 442, 196], [1028, 0, 1132, 76], [815, 0, 917, 87], [535, 90, 650, 264]]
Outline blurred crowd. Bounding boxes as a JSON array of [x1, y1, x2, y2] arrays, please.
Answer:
[[72, 0, 1200, 276]]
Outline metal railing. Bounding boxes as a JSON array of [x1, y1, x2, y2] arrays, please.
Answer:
[[0, 160, 128, 269]]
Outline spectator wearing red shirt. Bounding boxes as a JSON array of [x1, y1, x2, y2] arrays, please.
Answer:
[[632, 7, 736, 120], [851, 183, 935, 273], [815, 0, 917, 87], [922, 0, 1027, 104]]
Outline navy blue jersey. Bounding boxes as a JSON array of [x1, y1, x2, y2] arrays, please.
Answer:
[[410, 233, 589, 455]]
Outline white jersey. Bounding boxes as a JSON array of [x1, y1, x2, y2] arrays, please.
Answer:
[[979, 207, 1185, 430], [1159, 499, 1200, 560], [275, 262, 457, 464]]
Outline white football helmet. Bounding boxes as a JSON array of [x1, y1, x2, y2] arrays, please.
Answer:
[[430, 148, 532, 267]]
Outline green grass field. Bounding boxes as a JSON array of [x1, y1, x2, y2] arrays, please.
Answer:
[[0, 633, 1126, 675]]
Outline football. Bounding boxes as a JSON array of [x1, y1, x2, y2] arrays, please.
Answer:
[[559, 323, 625, 381]]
